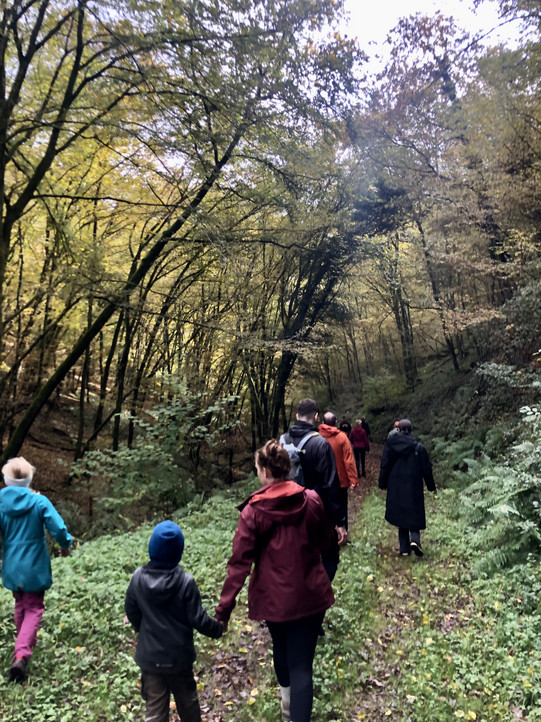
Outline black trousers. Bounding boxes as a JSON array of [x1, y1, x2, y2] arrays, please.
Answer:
[[267, 611, 326, 722], [321, 529, 340, 581], [398, 528, 421, 554], [353, 447, 366, 476], [141, 666, 200, 722]]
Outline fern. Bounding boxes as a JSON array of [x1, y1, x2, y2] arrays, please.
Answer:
[[458, 406, 541, 575]]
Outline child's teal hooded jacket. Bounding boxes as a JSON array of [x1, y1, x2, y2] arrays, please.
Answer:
[[0, 487, 72, 592]]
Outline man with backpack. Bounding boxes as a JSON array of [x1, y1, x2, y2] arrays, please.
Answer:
[[280, 398, 347, 581]]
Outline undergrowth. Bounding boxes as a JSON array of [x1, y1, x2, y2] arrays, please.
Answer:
[[1, 471, 540, 720]]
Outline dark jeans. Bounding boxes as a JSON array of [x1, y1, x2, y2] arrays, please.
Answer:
[[141, 666, 200, 722], [267, 611, 326, 722], [338, 485, 349, 531], [353, 447, 366, 476], [398, 528, 421, 554], [321, 529, 340, 581]]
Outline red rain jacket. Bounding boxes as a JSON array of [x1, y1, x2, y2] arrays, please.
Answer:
[[215, 481, 334, 624], [349, 424, 370, 450]]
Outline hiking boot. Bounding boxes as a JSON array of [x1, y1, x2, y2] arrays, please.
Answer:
[[410, 541, 423, 557], [9, 657, 27, 683]]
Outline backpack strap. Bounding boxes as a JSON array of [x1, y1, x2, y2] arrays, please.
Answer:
[[297, 430, 319, 451], [280, 431, 317, 450]]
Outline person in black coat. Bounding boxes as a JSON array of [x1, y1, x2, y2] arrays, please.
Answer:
[[378, 419, 437, 557]]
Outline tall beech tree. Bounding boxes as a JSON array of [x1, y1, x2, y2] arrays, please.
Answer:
[[0, 0, 360, 460]]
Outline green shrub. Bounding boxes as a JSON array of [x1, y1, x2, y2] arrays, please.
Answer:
[[458, 405, 541, 574]]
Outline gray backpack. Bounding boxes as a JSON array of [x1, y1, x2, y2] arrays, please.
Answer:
[[279, 431, 319, 486]]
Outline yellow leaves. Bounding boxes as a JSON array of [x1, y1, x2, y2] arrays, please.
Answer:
[[422, 612, 429, 625], [455, 712, 477, 720], [245, 688, 259, 706]]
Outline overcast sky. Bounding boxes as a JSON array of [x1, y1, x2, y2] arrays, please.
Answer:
[[341, 0, 519, 69]]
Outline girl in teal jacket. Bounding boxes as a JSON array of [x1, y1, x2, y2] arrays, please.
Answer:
[[0, 457, 72, 682]]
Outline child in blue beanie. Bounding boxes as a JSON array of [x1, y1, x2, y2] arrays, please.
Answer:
[[125, 520, 222, 722]]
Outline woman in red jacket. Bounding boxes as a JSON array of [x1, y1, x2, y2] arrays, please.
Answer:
[[349, 419, 370, 477], [215, 439, 334, 722]]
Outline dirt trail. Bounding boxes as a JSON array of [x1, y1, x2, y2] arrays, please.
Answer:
[[196, 444, 385, 722]]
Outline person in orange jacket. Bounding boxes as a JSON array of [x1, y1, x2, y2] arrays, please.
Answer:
[[319, 412, 358, 531]]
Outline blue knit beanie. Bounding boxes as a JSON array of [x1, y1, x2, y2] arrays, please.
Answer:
[[148, 521, 184, 567]]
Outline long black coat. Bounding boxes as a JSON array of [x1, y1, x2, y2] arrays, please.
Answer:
[[378, 433, 436, 530]]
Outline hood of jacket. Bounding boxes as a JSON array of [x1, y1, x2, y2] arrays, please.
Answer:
[[386, 433, 418, 456], [287, 419, 319, 443], [0, 486, 38, 517], [131, 563, 188, 605], [239, 481, 309, 526], [318, 423, 341, 439]]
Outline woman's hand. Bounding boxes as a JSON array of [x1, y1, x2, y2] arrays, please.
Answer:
[[336, 526, 348, 546]]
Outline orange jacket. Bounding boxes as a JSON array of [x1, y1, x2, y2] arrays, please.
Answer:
[[318, 424, 358, 489]]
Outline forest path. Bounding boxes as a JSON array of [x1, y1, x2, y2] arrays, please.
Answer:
[[195, 443, 388, 722], [197, 441, 450, 722]]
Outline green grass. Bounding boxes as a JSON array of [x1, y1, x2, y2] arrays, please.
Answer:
[[1, 479, 540, 721]]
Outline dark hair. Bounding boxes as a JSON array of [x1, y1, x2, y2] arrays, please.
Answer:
[[398, 419, 412, 434], [256, 439, 291, 480], [296, 398, 319, 417]]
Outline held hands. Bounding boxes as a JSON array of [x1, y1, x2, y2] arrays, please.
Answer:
[[336, 526, 348, 546]]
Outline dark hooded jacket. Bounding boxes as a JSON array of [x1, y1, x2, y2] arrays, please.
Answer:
[[215, 481, 335, 624], [284, 420, 345, 527], [125, 562, 222, 673], [378, 433, 436, 530]]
